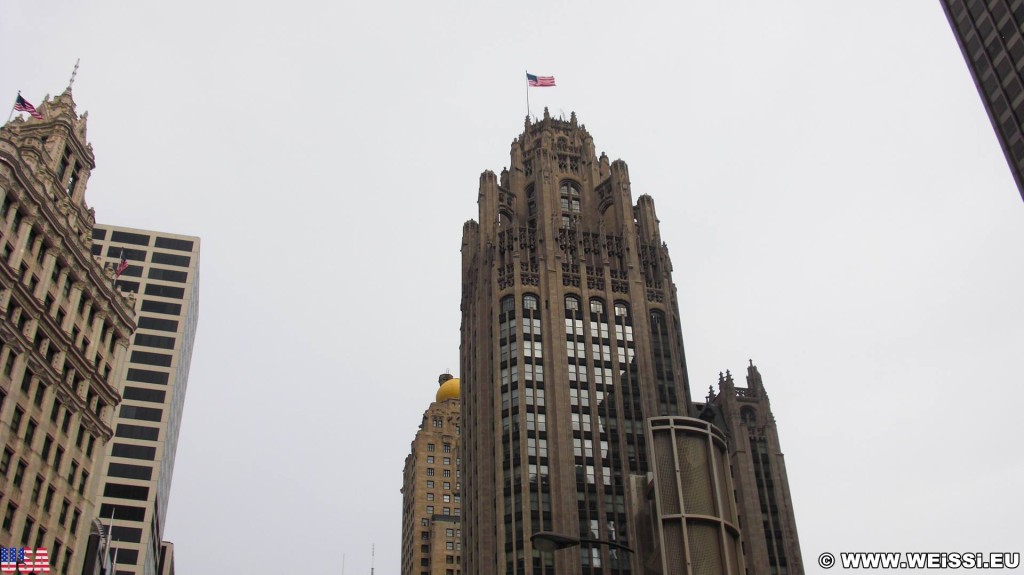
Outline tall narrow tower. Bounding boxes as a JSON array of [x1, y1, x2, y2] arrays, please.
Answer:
[[705, 363, 804, 575], [460, 111, 695, 574]]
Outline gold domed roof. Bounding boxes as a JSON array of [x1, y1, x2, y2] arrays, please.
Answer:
[[436, 377, 460, 402]]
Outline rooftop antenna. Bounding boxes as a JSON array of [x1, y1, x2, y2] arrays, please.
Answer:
[[68, 58, 80, 90], [370, 544, 375, 575]]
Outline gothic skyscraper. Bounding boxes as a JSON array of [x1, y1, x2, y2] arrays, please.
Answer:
[[459, 111, 802, 575], [460, 111, 695, 575]]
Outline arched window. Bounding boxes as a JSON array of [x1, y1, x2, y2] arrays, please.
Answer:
[[527, 185, 537, 216], [523, 294, 539, 311], [565, 295, 580, 312], [614, 302, 630, 317], [500, 296, 515, 314], [559, 182, 581, 213], [741, 408, 757, 425], [651, 308, 667, 327], [589, 298, 605, 315]]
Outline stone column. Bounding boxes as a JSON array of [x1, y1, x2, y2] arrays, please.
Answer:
[[54, 265, 70, 312], [85, 311, 106, 365], [35, 250, 58, 300], [7, 215, 35, 270], [109, 335, 129, 395], [63, 281, 85, 333]]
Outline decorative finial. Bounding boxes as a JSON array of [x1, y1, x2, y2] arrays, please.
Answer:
[[68, 59, 80, 90], [749, 359, 753, 367]]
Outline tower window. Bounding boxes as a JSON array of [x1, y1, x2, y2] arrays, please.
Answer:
[[564, 295, 580, 311], [741, 408, 757, 425], [650, 310, 666, 328], [614, 302, 630, 317], [589, 299, 605, 315], [500, 296, 515, 314], [523, 294, 539, 311], [66, 167, 79, 197], [559, 182, 581, 213], [57, 148, 71, 182]]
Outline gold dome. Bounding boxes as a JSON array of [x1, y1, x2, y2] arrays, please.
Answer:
[[436, 377, 460, 402]]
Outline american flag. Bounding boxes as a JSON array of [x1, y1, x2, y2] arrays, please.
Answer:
[[526, 73, 556, 87], [115, 249, 130, 278], [0, 547, 47, 573], [14, 95, 44, 120], [27, 548, 50, 573], [0, 547, 23, 574]]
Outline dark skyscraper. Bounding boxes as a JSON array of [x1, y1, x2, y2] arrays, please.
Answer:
[[459, 111, 802, 574], [940, 0, 1024, 201]]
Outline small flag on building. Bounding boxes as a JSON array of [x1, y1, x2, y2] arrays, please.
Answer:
[[14, 94, 44, 120], [526, 73, 556, 87], [115, 249, 129, 278]]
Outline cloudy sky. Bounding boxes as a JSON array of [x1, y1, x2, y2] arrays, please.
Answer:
[[3, 1, 1023, 573]]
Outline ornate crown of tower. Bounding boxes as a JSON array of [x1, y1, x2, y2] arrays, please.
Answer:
[[2, 87, 99, 248]]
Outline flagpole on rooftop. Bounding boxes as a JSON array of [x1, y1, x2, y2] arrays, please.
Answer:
[[524, 71, 532, 120], [6, 91, 19, 124]]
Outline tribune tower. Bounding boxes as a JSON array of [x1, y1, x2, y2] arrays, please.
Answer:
[[460, 110, 696, 574]]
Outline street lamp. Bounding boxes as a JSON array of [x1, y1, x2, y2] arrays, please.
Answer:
[[530, 531, 634, 554]]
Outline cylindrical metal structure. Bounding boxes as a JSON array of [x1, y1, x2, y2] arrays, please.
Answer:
[[645, 416, 744, 575]]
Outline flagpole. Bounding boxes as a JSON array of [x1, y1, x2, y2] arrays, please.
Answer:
[[6, 91, 19, 124], [105, 507, 117, 574], [524, 71, 532, 120]]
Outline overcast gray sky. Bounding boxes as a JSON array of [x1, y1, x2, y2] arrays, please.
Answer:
[[3, 1, 1023, 573]]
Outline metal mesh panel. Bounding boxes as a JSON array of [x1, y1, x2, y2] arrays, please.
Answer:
[[714, 444, 735, 522], [727, 530, 742, 574], [654, 432, 680, 514], [663, 520, 687, 575], [689, 521, 724, 575], [678, 435, 713, 515]]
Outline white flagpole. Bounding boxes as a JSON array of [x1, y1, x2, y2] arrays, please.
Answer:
[[525, 71, 530, 119], [6, 91, 20, 124], [105, 507, 117, 574]]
